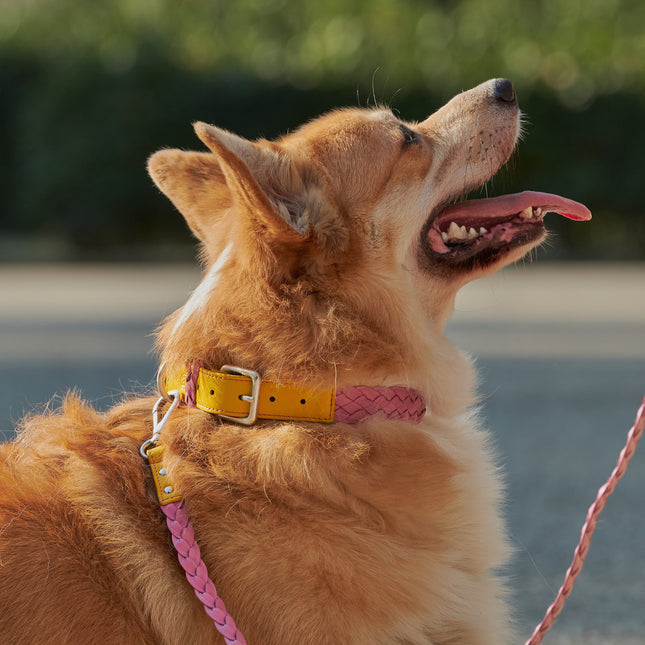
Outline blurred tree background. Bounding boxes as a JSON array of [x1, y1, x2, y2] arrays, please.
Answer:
[[1, 0, 644, 261]]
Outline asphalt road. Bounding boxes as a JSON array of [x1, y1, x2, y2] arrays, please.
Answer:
[[1, 262, 644, 643]]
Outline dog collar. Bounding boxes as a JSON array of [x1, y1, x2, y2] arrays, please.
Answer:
[[158, 364, 426, 426]]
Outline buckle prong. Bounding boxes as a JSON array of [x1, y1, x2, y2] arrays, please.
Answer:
[[219, 365, 261, 425]]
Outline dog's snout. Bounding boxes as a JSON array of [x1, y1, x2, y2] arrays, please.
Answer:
[[493, 78, 516, 104]]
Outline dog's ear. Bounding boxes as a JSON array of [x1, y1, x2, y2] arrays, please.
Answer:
[[192, 122, 303, 247], [194, 122, 348, 257], [147, 150, 231, 242]]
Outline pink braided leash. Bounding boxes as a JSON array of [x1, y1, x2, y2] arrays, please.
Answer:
[[158, 367, 645, 644], [162, 500, 247, 645], [525, 394, 645, 645]]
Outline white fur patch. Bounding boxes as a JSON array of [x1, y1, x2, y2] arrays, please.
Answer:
[[173, 243, 232, 331]]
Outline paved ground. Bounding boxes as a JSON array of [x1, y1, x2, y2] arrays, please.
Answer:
[[1, 262, 644, 643]]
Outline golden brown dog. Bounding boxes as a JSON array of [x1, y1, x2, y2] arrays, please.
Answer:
[[0, 79, 590, 644]]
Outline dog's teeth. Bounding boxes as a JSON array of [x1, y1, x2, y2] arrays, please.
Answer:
[[468, 227, 478, 239], [534, 207, 542, 218], [441, 232, 449, 242], [520, 207, 533, 219], [479, 227, 488, 235], [458, 225, 467, 239], [447, 221, 461, 239]]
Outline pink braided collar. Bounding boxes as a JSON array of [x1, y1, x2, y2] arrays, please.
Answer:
[[334, 385, 425, 423]]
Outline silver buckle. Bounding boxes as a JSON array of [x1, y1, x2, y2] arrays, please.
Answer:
[[219, 365, 262, 426]]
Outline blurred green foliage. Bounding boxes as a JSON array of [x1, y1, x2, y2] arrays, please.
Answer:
[[1, 0, 644, 260]]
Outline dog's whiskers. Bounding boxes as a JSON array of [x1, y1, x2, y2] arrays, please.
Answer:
[[516, 538, 556, 595]]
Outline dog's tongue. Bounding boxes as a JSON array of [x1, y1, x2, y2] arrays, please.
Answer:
[[439, 190, 592, 222]]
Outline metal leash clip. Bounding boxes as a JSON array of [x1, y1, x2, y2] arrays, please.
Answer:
[[156, 361, 171, 400], [140, 389, 181, 458]]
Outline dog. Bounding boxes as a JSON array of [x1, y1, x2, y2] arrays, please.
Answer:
[[0, 78, 590, 644]]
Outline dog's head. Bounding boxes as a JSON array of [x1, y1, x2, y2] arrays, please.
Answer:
[[149, 79, 590, 409]]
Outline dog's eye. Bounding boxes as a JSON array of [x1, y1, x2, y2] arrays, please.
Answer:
[[401, 125, 420, 146]]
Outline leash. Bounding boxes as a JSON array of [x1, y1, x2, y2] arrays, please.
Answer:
[[161, 499, 246, 645], [525, 393, 645, 644], [140, 367, 645, 644], [143, 390, 247, 645]]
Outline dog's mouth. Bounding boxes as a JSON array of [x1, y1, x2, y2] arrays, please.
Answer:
[[422, 190, 592, 271]]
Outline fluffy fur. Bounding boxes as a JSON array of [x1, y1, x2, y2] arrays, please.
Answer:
[[0, 79, 530, 644]]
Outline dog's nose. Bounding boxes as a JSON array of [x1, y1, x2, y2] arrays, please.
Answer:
[[493, 78, 516, 103]]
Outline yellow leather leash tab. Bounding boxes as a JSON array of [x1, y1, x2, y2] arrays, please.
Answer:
[[147, 445, 182, 505], [160, 365, 336, 423]]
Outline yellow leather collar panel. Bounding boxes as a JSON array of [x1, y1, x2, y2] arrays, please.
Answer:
[[147, 445, 182, 505], [162, 366, 336, 423]]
